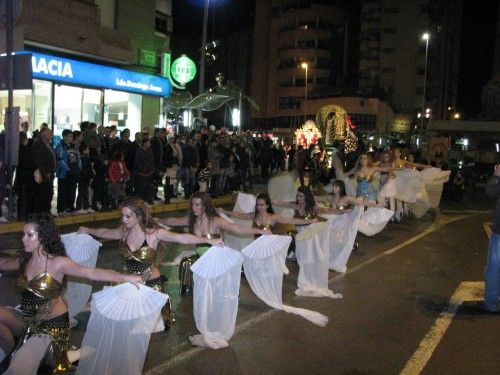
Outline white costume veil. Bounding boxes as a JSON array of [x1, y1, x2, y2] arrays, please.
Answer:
[[295, 221, 343, 298], [268, 171, 298, 218], [242, 235, 328, 326], [223, 193, 256, 251], [358, 207, 394, 236], [61, 233, 101, 319], [76, 283, 167, 375], [379, 169, 425, 203], [189, 246, 243, 349], [328, 207, 363, 273], [4, 335, 52, 375], [408, 168, 450, 218]]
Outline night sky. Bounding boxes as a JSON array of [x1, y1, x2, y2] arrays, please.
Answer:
[[457, 0, 499, 119], [172, 0, 500, 120]]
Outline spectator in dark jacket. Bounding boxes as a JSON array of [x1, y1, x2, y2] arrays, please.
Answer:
[[134, 138, 155, 204], [180, 138, 198, 199], [31, 127, 56, 214], [15, 132, 36, 220], [150, 128, 165, 200], [76, 144, 95, 212]]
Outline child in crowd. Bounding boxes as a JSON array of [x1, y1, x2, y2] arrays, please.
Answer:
[[197, 161, 212, 193]]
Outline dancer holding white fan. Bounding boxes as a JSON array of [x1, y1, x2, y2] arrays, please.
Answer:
[[156, 192, 270, 294], [78, 196, 223, 327], [0, 214, 142, 374]]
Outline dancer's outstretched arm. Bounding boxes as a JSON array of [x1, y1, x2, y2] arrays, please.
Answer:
[[156, 228, 224, 247], [0, 257, 20, 271], [215, 217, 270, 236], [217, 208, 253, 220], [155, 216, 189, 227], [273, 214, 318, 226], [78, 225, 123, 240]]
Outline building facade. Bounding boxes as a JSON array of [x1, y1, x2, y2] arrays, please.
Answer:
[[251, 0, 377, 131], [359, 0, 462, 123], [0, 0, 173, 138], [250, 0, 462, 135]]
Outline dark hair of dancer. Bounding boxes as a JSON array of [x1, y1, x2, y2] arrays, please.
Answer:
[[254, 193, 275, 220], [297, 186, 316, 214], [20, 213, 67, 276], [188, 192, 220, 234], [333, 180, 347, 198]]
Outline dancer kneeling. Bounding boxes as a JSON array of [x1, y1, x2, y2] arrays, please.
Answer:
[[78, 196, 223, 327], [157, 192, 270, 295], [0, 214, 142, 374]]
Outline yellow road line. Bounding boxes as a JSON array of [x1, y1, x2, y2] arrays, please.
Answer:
[[400, 282, 484, 375]]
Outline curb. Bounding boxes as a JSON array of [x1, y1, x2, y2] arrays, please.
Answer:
[[0, 195, 236, 235]]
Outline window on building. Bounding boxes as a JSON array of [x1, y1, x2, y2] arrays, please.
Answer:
[[279, 97, 301, 110], [384, 7, 399, 14], [0, 79, 53, 134], [155, 11, 170, 35], [382, 27, 398, 34], [104, 90, 142, 135], [382, 47, 397, 53], [54, 85, 84, 136]]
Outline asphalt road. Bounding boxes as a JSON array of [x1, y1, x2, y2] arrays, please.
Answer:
[[0, 200, 499, 374]]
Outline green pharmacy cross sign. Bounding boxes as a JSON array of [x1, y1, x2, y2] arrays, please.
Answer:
[[162, 53, 196, 89]]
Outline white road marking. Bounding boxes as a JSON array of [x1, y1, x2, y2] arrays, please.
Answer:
[[400, 282, 484, 375], [144, 213, 481, 374], [483, 222, 492, 239]]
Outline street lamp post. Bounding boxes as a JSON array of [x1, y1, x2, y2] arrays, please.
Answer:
[[198, 0, 210, 118], [301, 62, 308, 123], [420, 32, 430, 136]]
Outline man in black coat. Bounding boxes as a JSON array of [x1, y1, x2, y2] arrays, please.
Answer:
[[30, 127, 56, 214]]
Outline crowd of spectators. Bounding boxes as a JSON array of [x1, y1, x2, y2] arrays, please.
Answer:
[[6, 122, 323, 222]]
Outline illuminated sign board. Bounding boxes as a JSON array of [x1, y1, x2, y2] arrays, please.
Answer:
[[27, 51, 171, 97], [170, 55, 196, 85]]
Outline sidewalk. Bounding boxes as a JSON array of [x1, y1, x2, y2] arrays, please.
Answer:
[[0, 195, 236, 235]]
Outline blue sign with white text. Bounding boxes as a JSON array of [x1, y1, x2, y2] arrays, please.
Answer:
[[25, 51, 171, 97]]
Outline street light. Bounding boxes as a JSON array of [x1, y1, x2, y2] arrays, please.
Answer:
[[198, 0, 210, 118], [301, 62, 308, 123], [420, 32, 430, 135]]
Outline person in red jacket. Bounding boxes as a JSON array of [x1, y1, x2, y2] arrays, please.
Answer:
[[108, 150, 130, 208]]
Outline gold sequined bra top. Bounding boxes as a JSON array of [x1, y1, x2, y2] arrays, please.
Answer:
[[120, 236, 156, 266], [252, 220, 274, 231], [18, 272, 62, 300], [195, 232, 221, 251], [294, 210, 326, 223]]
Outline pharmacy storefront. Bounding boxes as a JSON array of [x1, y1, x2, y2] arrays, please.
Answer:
[[0, 51, 171, 137]]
